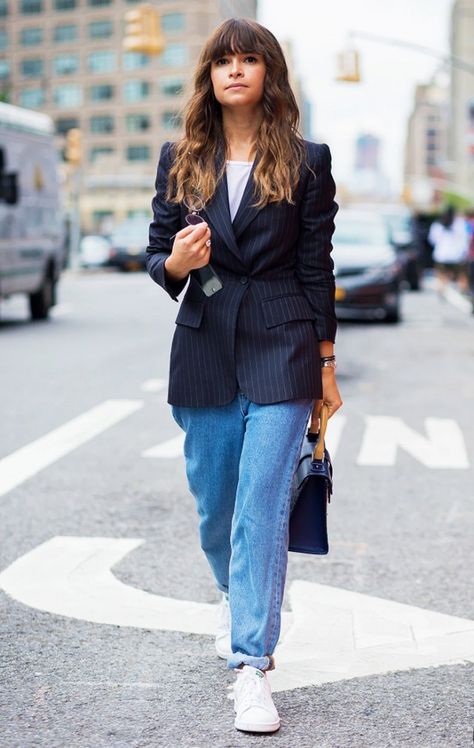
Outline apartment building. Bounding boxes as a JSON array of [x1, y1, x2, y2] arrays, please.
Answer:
[[404, 82, 449, 208], [0, 0, 257, 231], [450, 0, 474, 202]]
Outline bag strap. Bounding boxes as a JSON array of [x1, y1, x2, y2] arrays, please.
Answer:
[[313, 403, 329, 461]]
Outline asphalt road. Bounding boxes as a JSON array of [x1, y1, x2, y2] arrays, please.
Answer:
[[0, 269, 473, 748]]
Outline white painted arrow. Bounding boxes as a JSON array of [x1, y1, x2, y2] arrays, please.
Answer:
[[1, 537, 474, 693]]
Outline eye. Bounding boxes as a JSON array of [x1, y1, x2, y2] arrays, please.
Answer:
[[244, 55, 258, 63], [215, 57, 228, 66]]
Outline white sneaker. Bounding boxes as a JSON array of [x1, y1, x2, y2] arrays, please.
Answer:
[[215, 593, 232, 659], [233, 665, 280, 733]]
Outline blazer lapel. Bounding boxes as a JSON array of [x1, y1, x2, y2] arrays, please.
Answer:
[[203, 148, 261, 262], [231, 156, 260, 239], [203, 171, 241, 262]]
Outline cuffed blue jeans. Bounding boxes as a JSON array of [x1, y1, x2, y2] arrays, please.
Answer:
[[172, 390, 313, 672]]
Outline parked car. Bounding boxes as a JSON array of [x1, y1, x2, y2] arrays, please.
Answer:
[[109, 218, 149, 271], [79, 234, 113, 268], [0, 102, 66, 319], [380, 205, 422, 291], [332, 209, 403, 323]]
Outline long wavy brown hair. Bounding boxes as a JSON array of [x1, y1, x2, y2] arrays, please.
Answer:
[[167, 18, 306, 208]]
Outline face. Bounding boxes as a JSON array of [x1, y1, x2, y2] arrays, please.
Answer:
[[210, 52, 266, 109]]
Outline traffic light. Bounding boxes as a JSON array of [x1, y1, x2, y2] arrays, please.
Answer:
[[65, 128, 82, 166], [123, 3, 164, 55], [336, 49, 361, 82]]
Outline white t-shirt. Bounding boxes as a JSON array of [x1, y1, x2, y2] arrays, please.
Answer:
[[226, 160, 253, 221], [428, 217, 469, 264]]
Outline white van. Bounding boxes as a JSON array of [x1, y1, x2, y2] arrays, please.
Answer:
[[0, 102, 65, 319]]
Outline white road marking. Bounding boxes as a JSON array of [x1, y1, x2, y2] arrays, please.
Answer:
[[357, 416, 470, 468], [140, 378, 167, 393], [0, 400, 143, 498], [443, 286, 472, 314], [142, 434, 184, 459], [1, 536, 473, 693]]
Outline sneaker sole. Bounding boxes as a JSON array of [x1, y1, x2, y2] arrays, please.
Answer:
[[234, 717, 280, 733]]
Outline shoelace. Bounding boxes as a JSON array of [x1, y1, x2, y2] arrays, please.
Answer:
[[236, 672, 268, 710]]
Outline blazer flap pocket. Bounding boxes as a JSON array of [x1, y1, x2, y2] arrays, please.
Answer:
[[261, 294, 314, 328], [175, 300, 204, 328]]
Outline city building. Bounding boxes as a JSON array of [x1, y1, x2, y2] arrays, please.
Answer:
[[347, 133, 391, 200], [0, 0, 257, 232], [449, 0, 474, 202], [404, 82, 449, 209]]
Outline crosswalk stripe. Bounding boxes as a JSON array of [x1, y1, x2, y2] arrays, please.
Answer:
[[0, 399, 143, 498]]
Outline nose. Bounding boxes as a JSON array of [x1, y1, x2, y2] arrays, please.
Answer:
[[229, 58, 243, 77]]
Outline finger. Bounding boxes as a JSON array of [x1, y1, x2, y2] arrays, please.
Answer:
[[176, 224, 197, 239]]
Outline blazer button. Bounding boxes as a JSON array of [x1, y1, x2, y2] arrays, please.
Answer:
[[240, 276, 248, 284]]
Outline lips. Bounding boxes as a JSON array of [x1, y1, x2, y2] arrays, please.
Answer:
[[226, 84, 248, 89]]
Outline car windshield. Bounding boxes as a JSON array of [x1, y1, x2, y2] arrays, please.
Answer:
[[333, 215, 388, 245]]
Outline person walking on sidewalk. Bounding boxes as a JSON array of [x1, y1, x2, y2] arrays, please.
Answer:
[[146, 17, 342, 733], [428, 206, 469, 296]]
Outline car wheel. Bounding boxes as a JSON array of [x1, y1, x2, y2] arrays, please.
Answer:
[[29, 275, 55, 320], [385, 302, 401, 323]]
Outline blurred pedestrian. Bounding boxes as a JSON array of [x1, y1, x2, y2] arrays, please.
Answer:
[[465, 209, 474, 302], [146, 17, 342, 733], [428, 206, 469, 295]]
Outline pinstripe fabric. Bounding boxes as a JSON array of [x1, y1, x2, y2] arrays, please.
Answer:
[[146, 139, 338, 407]]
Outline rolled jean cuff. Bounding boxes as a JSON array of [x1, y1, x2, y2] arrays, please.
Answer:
[[227, 652, 275, 672]]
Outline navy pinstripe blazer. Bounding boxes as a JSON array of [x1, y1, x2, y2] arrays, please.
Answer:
[[146, 140, 338, 407]]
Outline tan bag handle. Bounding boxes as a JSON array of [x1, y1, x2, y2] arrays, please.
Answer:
[[309, 401, 330, 461]]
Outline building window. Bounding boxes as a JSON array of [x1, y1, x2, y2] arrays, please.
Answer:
[[0, 59, 9, 78], [89, 20, 113, 39], [0, 29, 7, 50], [53, 83, 82, 106], [161, 78, 184, 97], [90, 83, 114, 101], [18, 87, 45, 107], [126, 144, 150, 161], [53, 24, 77, 42], [123, 80, 150, 102], [161, 44, 187, 67], [21, 0, 42, 13], [54, 0, 76, 8], [90, 146, 114, 163], [20, 58, 44, 77], [56, 116, 79, 134], [126, 113, 150, 132], [122, 52, 150, 71], [162, 12, 185, 33], [162, 111, 182, 129], [88, 0, 111, 6], [90, 115, 114, 133], [88, 51, 116, 73], [0, 0, 7, 19], [20, 27, 43, 45], [53, 54, 79, 76]]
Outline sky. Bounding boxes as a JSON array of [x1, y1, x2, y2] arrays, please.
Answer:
[[258, 0, 454, 194]]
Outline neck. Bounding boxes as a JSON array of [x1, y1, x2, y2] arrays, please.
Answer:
[[221, 106, 262, 161]]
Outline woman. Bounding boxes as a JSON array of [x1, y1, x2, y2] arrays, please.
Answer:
[[428, 206, 469, 295], [146, 17, 342, 733]]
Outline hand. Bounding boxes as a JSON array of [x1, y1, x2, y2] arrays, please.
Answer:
[[165, 222, 212, 281], [311, 370, 343, 426]]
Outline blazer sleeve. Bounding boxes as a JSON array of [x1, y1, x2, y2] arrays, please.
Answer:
[[146, 141, 188, 301], [296, 142, 338, 342]]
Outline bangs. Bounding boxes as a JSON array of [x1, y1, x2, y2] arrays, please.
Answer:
[[206, 19, 267, 61]]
